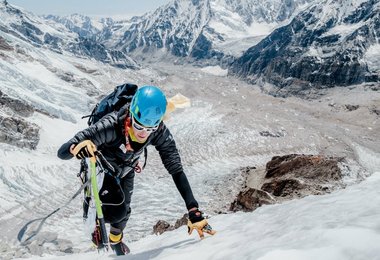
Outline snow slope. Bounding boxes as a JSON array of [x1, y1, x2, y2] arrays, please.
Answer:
[[18, 164, 380, 260]]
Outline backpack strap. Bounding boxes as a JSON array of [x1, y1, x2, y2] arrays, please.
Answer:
[[142, 147, 148, 170]]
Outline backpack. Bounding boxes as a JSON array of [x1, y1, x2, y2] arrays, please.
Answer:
[[82, 82, 148, 172], [83, 83, 138, 126]]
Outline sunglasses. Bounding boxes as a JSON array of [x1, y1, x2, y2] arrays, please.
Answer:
[[131, 115, 159, 133]]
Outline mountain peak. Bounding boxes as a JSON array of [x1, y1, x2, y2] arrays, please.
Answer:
[[229, 0, 380, 96], [100, 0, 313, 60]]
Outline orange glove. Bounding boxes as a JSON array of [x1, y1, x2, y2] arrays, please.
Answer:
[[187, 209, 216, 239], [71, 140, 97, 159]]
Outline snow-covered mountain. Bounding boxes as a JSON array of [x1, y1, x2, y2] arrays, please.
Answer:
[[96, 0, 315, 60], [43, 14, 112, 38], [229, 0, 380, 96], [0, 1, 138, 69], [14, 0, 379, 93]]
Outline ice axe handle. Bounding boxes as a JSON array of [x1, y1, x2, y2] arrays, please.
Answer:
[[98, 217, 109, 250]]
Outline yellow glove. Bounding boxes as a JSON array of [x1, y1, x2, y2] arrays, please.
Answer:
[[187, 209, 216, 239], [71, 140, 97, 159]]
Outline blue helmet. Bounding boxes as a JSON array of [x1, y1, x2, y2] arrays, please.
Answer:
[[130, 86, 167, 127]]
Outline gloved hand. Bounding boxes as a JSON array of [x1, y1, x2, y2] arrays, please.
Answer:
[[71, 140, 97, 159], [187, 208, 216, 239]]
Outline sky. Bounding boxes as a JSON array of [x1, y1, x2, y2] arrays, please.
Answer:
[[6, 0, 172, 17]]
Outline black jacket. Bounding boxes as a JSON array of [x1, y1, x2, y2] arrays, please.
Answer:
[[57, 107, 198, 210]]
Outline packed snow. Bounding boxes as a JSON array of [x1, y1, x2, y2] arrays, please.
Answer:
[[365, 44, 380, 73]]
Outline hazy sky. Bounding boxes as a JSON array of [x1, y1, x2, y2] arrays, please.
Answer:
[[7, 0, 172, 17]]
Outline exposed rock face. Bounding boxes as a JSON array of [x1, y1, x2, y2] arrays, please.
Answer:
[[153, 220, 174, 235], [174, 214, 188, 229], [229, 0, 380, 96], [0, 91, 40, 149], [153, 214, 188, 235], [229, 188, 275, 212], [265, 154, 342, 180], [0, 90, 34, 117], [263, 154, 343, 199], [230, 154, 344, 211], [0, 35, 13, 51], [0, 116, 40, 149]]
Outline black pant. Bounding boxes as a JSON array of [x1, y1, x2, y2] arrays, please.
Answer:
[[99, 170, 135, 232]]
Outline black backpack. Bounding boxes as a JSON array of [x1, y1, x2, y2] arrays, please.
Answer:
[[83, 83, 138, 126], [82, 82, 148, 172]]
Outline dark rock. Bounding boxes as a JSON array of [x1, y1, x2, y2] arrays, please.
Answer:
[[344, 104, 359, 111], [370, 107, 380, 116], [0, 36, 13, 51], [259, 130, 285, 138], [153, 220, 174, 235], [261, 178, 306, 197], [43, 33, 62, 51], [230, 188, 275, 212], [0, 90, 34, 117], [0, 116, 40, 149], [230, 154, 344, 212], [174, 214, 188, 229], [261, 154, 343, 199], [265, 154, 342, 181], [152, 214, 190, 236]]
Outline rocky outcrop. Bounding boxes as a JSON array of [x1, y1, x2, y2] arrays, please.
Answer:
[[0, 36, 13, 51], [230, 154, 344, 211], [153, 220, 174, 235], [154, 154, 346, 233], [0, 116, 39, 149], [0, 91, 40, 149], [229, 188, 275, 212], [0, 90, 34, 117], [265, 154, 342, 181], [153, 214, 188, 235]]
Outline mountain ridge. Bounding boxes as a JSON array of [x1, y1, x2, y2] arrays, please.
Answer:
[[229, 0, 380, 96]]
